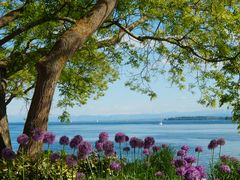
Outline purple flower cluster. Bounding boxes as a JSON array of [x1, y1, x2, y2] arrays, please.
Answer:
[[66, 155, 78, 167], [59, 135, 69, 146], [173, 146, 206, 180], [152, 145, 161, 152], [217, 138, 225, 146], [195, 146, 203, 153], [95, 140, 104, 152], [50, 152, 60, 162], [99, 132, 109, 142], [130, 137, 142, 148], [115, 132, 126, 144], [70, 135, 83, 149], [32, 128, 44, 141], [103, 140, 115, 156], [144, 136, 155, 149], [17, 134, 29, 145], [1, 148, 16, 160], [78, 141, 92, 159], [110, 162, 121, 172], [43, 132, 55, 144], [208, 139, 218, 150], [219, 164, 231, 173]]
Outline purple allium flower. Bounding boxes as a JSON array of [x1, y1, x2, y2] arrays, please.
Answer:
[[78, 141, 92, 159], [50, 153, 60, 162], [43, 132, 55, 144], [130, 137, 138, 148], [177, 150, 186, 157], [70, 135, 83, 149], [1, 148, 16, 160], [17, 133, 29, 145], [99, 132, 109, 142], [220, 155, 230, 161], [162, 144, 168, 148], [185, 166, 201, 180], [110, 162, 121, 172], [173, 159, 187, 168], [32, 128, 44, 141], [219, 164, 231, 173], [143, 148, 150, 155], [217, 138, 225, 146], [184, 156, 196, 164], [176, 167, 186, 176], [66, 155, 78, 167], [144, 136, 155, 149], [115, 132, 126, 143], [123, 147, 130, 152], [195, 146, 203, 153], [76, 172, 85, 180], [125, 136, 129, 142], [103, 140, 115, 156], [152, 146, 161, 152], [208, 139, 218, 149], [95, 140, 104, 152], [155, 171, 164, 177], [59, 135, 69, 146], [181, 145, 190, 152], [196, 165, 206, 178], [103, 141, 114, 151]]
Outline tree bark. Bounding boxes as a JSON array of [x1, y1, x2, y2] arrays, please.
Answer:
[[0, 68, 12, 156], [22, 0, 117, 155]]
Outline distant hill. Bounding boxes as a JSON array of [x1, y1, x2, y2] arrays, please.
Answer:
[[165, 116, 232, 121]]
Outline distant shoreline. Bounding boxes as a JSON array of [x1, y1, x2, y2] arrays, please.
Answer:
[[165, 116, 232, 121]]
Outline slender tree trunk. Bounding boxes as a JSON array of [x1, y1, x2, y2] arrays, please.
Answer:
[[0, 68, 12, 156], [22, 0, 117, 155]]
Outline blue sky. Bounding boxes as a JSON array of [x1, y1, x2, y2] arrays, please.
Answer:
[[7, 72, 230, 118]]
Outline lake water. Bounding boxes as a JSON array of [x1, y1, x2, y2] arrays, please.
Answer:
[[9, 118, 240, 168]]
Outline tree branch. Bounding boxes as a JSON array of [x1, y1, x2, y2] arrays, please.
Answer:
[[97, 16, 148, 48], [5, 84, 35, 105]]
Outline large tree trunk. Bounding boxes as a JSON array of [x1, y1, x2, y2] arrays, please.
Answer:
[[0, 68, 12, 156], [22, 0, 117, 155]]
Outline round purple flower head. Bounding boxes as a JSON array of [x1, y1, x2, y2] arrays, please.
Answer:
[[1, 148, 16, 160], [208, 139, 218, 150], [195, 146, 203, 153], [103, 140, 115, 156], [219, 164, 231, 173], [185, 166, 201, 180], [66, 155, 78, 167], [76, 172, 85, 180], [43, 132, 55, 144], [143, 148, 150, 155], [155, 171, 164, 177], [17, 133, 29, 145], [99, 132, 109, 142], [78, 141, 92, 159], [130, 137, 138, 148], [125, 136, 129, 142], [70, 135, 83, 149], [196, 165, 207, 178], [173, 158, 187, 168], [144, 136, 155, 149], [137, 139, 144, 148], [115, 132, 126, 143], [123, 146, 130, 152], [95, 140, 104, 152], [59, 135, 69, 146], [32, 128, 44, 141], [110, 162, 121, 172], [50, 153, 60, 162], [184, 156, 196, 164], [177, 150, 186, 157], [181, 145, 190, 152], [217, 138, 225, 146], [176, 167, 186, 176]]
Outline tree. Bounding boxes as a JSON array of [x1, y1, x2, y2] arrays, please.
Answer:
[[0, 0, 239, 154]]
